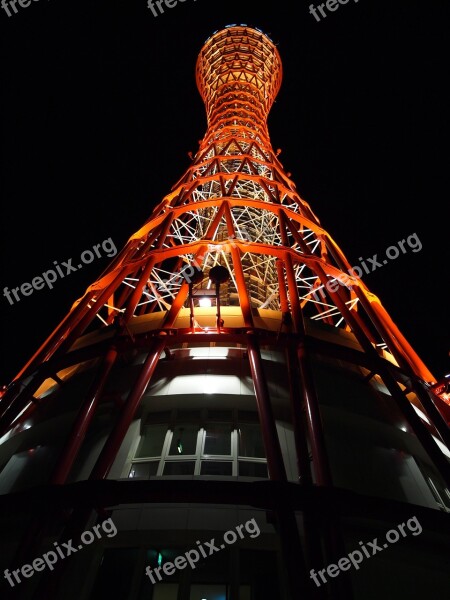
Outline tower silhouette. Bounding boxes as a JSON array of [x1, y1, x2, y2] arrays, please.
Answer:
[[1, 24, 449, 600]]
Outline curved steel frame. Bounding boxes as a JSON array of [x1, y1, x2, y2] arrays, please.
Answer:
[[0, 24, 449, 600]]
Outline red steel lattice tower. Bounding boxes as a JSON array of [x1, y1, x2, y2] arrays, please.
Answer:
[[1, 24, 450, 600]]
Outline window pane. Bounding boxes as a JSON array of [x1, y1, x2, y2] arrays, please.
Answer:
[[129, 461, 159, 478], [153, 584, 179, 600], [190, 584, 227, 600], [238, 424, 265, 458], [200, 461, 232, 476], [147, 411, 172, 424], [89, 548, 139, 600], [208, 410, 232, 421], [176, 410, 200, 423], [239, 461, 268, 478], [239, 585, 252, 600], [163, 461, 196, 475], [238, 410, 259, 423], [135, 424, 168, 458], [129, 463, 148, 479], [169, 424, 199, 455], [204, 423, 231, 455], [138, 581, 179, 600]]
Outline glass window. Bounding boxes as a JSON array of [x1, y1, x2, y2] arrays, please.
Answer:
[[200, 461, 233, 476], [135, 423, 168, 458], [176, 410, 200, 422], [238, 410, 259, 422], [238, 424, 265, 458], [189, 584, 227, 600], [131, 412, 267, 481], [239, 585, 252, 600], [204, 423, 231, 455], [169, 424, 199, 455], [208, 410, 233, 421], [147, 410, 172, 424], [163, 461, 196, 476], [129, 462, 159, 478], [153, 584, 179, 600], [239, 461, 268, 478]]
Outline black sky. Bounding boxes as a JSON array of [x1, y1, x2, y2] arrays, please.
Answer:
[[1, 0, 449, 385]]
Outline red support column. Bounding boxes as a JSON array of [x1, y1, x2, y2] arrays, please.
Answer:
[[285, 342, 313, 485], [89, 338, 166, 480], [296, 341, 333, 487], [50, 346, 119, 484], [284, 252, 333, 487], [246, 333, 286, 481]]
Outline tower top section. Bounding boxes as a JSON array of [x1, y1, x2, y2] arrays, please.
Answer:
[[196, 25, 283, 125]]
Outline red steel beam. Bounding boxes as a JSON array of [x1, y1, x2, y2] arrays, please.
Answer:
[[246, 333, 286, 481], [50, 346, 119, 485], [89, 338, 166, 480]]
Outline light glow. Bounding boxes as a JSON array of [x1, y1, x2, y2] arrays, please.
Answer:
[[199, 297, 212, 307]]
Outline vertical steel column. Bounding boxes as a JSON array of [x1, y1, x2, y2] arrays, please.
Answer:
[[285, 341, 332, 599], [285, 341, 312, 485], [283, 253, 352, 597], [276, 258, 289, 314], [215, 281, 222, 333], [284, 253, 333, 487], [296, 341, 333, 487], [246, 333, 286, 481], [50, 346, 119, 484], [89, 338, 165, 480], [188, 283, 196, 332], [283, 252, 303, 334]]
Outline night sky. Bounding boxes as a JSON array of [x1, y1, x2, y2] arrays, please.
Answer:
[[1, 0, 448, 386]]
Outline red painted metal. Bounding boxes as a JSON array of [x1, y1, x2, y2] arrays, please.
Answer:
[[50, 346, 119, 484], [89, 338, 165, 480], [246, 333, 287, 481], [1, 26, 448, 599]]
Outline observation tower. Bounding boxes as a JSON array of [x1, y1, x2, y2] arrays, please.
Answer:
[[1, 24, 449, 600]]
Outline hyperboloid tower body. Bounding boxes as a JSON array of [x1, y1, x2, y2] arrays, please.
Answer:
[[1, 25, 449, 600]]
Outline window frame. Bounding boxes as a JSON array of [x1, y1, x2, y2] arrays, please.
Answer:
[[125, 409, 267, 479]]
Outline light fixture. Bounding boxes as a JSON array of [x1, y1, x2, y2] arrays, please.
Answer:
[[199, 297, 212, 308], [185, 265, 230, 332]]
